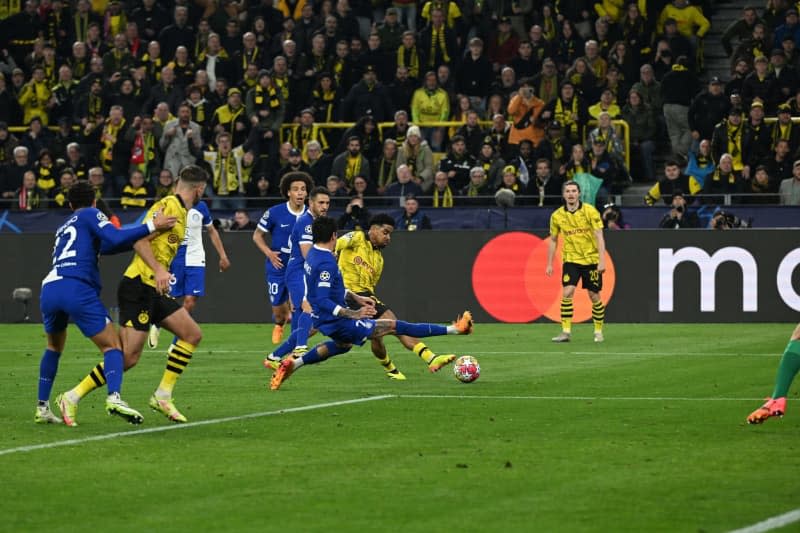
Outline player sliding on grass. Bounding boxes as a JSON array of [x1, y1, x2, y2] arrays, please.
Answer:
[[747, 322, 800, 424], [36, 181, 176, 425], [335, 213, 456, 379], [269, 216, 473, 390]]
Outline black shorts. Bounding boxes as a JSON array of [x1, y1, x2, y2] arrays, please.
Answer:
[[118, 276, 182, 331], [562, 262, 602, 292], [345, 291, 390, 318]]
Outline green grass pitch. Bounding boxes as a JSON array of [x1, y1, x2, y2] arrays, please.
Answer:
[[2, 323, 800, 532]]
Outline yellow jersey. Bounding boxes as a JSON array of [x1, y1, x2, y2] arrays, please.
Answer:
[[549, 202, 603, 265], [335, 230, 384, 294], [123, 195, 187, 287]]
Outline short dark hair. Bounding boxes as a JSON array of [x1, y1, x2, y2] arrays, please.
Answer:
[[279, 172, 313, 198], [562, 179, 581, 192], [369, 213, 395, 228], [312, 215, 338, 243], [178, 164, 208, 184], [310, 185, 331, 199], [68, 180, 96, 209]]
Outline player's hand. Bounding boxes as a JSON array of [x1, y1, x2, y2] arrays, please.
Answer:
[[267, 250, 283, 269], [151, 210, 177, 230], [545, 264, 553, 277], [154, 267, 171, 294], [301, 300, 313, 313], [355, 306, 376, 318], [353, 294, 376, 308], [597, 260, 606, 274], [219, 255, 231, 272]]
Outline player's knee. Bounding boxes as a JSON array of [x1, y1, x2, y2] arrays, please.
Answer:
[[124, 350, 142, 370], [183, 298, 197, 313], [184, 326, 202, 345]]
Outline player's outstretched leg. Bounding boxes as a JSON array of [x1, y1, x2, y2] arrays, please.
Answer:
[[747, 338, 800, 424], [270, 341, 352, 390], [392, 310, 473, 338], [264, 328, 301, 370]]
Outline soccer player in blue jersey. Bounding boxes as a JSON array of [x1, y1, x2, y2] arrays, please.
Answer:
[[252, 173, 311, 345], [269, 216, 474, 390], [36, 181, 176, 425], [264, 183, 330, 369], [148, 199, 231, 348]]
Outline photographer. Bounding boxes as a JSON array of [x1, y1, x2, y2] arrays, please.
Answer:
[[338, 195, 371, 231], [602, 203, 629, 230], [709, 209, 752, 230], [659, 192, 699, 228]]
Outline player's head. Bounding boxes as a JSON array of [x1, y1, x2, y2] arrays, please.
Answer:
[[279, 171, 313, 204], [176, 164, 208, 206], [308, 186, 331, 218], [312, 215, 338, 245], [562, 180, 581, 205], [367, 213, 395, 248], [67, 180, 97, 210]]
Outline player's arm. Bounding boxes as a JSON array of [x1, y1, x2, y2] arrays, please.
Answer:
[[334, 231, 357, 256], [252, 227, 283, 269], [545, 234, 558, 276], [206, 223, 231, 272], [344, 289, 377, 309], [595, 228, 606, 273], [98, 210, 176, 255], [133, 234, 171, 294]]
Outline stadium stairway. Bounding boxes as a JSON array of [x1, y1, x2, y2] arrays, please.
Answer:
[[620, 0, 745, 205]]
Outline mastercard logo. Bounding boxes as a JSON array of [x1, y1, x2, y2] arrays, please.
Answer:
[[471, 232, 616, 323]]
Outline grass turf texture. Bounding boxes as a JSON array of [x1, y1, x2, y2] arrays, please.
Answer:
[[2, 323, 800, 533]]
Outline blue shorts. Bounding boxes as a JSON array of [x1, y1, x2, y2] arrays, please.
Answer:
[[170, 260, 205, 298], [265, 261, 289, 306], [285, 267, 307, 310], [317, 317, 376, 346], [40, 278, 110, 338]]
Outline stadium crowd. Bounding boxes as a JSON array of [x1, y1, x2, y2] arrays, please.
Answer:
[[0, 0, 799, 221]]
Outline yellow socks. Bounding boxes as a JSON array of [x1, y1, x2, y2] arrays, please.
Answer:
[[413, 342, 436, 364], [156, 340, 196, 398], [592, 300, 605, 333], [560, 298, 573, 333], [72, 363, 106, 399]]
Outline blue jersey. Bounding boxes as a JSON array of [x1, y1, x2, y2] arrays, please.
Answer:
[[305, 244, 347, 324], [257, 201, 306, 265], [286, 211, 315, 276], [41, 207, 152, 292]]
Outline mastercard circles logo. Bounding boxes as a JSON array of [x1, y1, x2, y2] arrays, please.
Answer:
[[471, 232, 616, 323]]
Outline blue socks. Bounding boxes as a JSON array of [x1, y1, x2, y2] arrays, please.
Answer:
[[301, 341, 350, 366], [395, 321, 447, 337], [38, 349, 61, 402], [296, 312, 312, 347], [273, 329, 299, 358], [103, 348, 125, 395]]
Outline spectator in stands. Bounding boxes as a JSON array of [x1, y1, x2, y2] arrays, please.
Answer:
[[531, 57, 560, 105], [622, 89, 656, 182], [703, 153, 744, 204], [337, 115, 381, 164], [455, 109, 486, 156], [19, 117, 52, 161], [772, 105, 800, 155], [332, 136, 371, 190], [278, 147, 312, 182], [476, 140, 506, 188], [385, 164, 422, 206], [722, 6, 764, 58], [153, 168, 174, 200], [411, 71, 450, 145], [439, 135, 476, 190], [459, 166, 490, 203], [306, 140, 333, 187], [18, 65, 52, 126], [120, 169, 151, 209], [0, 122, 19, 167], [712, 106, 745, 171], [338, 194, 371, 231], [658, 191, 699, 228], [457, 37, 493, 109], [742, 55, 777, 112], [396, 125, 434, 193], [743, 99, 773, 174], [657, 1, 710, 52], [383, 110, 411, 146], [375, 139, 399, 194], [685, 139, 715, 188], [203, 131, 254, 209], [744, 165, 780, 204], [564, 58, 598, 101], [2, 146, 32, 200], [395, 194, 431, 230], [14, 170, 45, 210], [211, 87, 249, 147], [767, 139, 794, 184], [779, 160, 800, 205], [645, 159, 702, 205], [689, 77, 729, 154], [528, 158, 561, 207], [50, 169, 76, 209], [430, 170, 454, 208], [540, 81, 588, 145], [158, 6, 194, 61], [511, 40, 538, 80], [160, 103, 202, 177], [771, 48, 797, 103], [586, 112, 624, 162], [588, 88, 621, 119], [418, 7, 458, 71], [661, 55, 697, 158], [33, 149, 56, 196], [340, 64, 393, 122], [229, 209, 258, 231]]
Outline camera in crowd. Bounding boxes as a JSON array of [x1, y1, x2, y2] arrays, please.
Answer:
[[710, 210, 752, 230]]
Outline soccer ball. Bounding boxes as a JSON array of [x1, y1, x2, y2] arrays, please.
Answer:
[[453, 355, 480, 383]]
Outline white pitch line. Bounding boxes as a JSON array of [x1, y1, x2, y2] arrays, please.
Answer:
[[726, 509, 800, 533], [398, 394, 779, 402], [0, 395, 394, 457]]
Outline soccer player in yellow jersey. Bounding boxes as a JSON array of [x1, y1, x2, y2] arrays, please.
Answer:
[[545, 180, 608, 343], [336, 213, 456, 379], [57, 165, 209, 424]]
